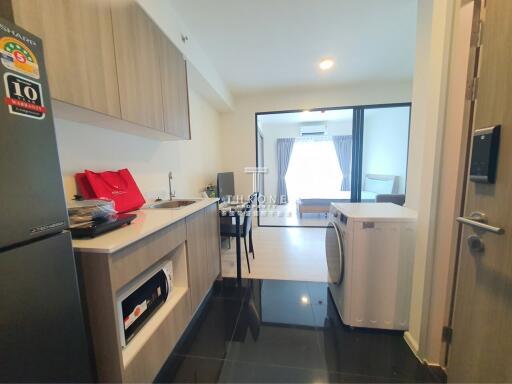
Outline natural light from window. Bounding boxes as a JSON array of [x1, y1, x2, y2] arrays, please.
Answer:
[[285, 139, 343, 203]]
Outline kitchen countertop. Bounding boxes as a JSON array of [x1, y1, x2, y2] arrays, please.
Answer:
[[72, 198, 219, 254]]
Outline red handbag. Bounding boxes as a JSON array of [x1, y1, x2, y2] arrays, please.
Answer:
[[75, 172, 96, 199], [81, 169, 145, 213]]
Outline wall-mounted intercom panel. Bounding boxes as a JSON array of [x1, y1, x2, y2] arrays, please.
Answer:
[[469, 125, 501, 184]]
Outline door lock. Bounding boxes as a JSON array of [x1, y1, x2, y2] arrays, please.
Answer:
[[467, 234, 485, 252]]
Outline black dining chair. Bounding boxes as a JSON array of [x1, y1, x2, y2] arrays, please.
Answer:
[[247, 192, 258, 258], [220, 193, 257, 273]]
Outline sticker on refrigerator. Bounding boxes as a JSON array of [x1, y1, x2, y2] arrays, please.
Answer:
[[0, 37, 40, 79], [3, 72, 46, 119]]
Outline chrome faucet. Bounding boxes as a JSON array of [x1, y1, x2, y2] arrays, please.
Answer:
[[168, 171, 176, 200]]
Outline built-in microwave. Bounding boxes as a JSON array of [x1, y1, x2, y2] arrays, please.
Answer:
[[116, 260, 173, 347]]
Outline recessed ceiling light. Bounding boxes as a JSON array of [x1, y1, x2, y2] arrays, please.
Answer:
[[301, 296, 310, 304], [319, 58, 334, 71]]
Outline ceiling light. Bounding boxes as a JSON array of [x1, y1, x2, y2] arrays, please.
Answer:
[[301, 296, 310, 304], [319, 59, 334, 71]]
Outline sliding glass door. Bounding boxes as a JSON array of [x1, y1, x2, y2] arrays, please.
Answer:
[[254, 103, 410, 228], [256, 109, 353, 227], [352, 104, 411, 204]]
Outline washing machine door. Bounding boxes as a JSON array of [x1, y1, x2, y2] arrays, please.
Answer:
[[325, 221, 345, 285]]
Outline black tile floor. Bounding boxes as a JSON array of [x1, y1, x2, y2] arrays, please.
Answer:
[[155, 279, 440, 383]]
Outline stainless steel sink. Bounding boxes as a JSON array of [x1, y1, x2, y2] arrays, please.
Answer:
[[147, 199, 199, 209]]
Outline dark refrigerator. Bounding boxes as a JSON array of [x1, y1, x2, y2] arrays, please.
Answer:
[[0, 18, 94, 381]]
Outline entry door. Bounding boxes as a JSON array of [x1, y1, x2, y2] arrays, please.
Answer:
[[448, 1, 512, 382]]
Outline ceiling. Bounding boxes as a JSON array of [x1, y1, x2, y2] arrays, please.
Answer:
[[170, 0, 417, 94], [258, 109, 353, 125]]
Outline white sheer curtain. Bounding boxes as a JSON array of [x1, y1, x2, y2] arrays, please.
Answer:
[[332, 135, 352, 191], [276, 138, 295, 205], [285, 139, 342, 202]]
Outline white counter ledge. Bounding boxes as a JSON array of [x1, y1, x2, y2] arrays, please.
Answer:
[[72, 198, 219, 254]]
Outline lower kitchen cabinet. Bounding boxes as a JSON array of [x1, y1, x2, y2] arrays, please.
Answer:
[[185, 210, 210, 311], [186, 204, 221, 312], [205, 203, 221, 284], [75, 201, 221, 382]]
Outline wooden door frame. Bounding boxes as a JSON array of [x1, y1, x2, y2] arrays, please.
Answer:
[[406, 0, 482, 370], [443, 0, 483, 368], [418, 0, 482, 369], [444, 1, 512, 379]]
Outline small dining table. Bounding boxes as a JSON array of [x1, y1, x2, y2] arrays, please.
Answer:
[[218, 202, 247, 281]]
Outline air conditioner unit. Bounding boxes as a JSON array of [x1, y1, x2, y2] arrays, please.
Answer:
[[300, 123, 327, 136]]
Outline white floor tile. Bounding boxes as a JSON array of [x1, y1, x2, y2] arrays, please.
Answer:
[[257, 203, 330, 227], [221, 226, 328, 282]]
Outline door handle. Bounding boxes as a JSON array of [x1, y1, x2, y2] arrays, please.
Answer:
[[456, 211, 504, 234]]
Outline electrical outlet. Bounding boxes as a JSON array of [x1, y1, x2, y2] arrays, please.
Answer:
[[143, 190, 164, 202]]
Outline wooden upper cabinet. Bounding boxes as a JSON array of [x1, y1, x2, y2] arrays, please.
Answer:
[[110, 0, 164, 131], [8, 0, 192, 140], [159, 34, 191, 139], [11, 0, 121, 118]]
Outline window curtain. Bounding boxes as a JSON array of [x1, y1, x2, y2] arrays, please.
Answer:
[[276, 138, 295, 205], [332, 135, 352, 191]]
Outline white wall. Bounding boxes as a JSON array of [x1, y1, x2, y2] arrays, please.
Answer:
[[55, 89, 222, 202], [405, 0, 434, 212], [259, 120, 352, 198], [220, 81, 412, 198], [422, 0, 474, 364], [404, 0, 458, 363], [362, 107, 410, 193]]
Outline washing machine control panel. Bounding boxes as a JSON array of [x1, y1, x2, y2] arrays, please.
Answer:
[[330, 207, 348, 225]]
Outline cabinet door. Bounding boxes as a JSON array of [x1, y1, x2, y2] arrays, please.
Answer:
[[11, 0, 121, 118], [110, 0, 164, 131], [186, 210, 209, 311], [159, 35, 191, 139], [205, 204, 221, 284]]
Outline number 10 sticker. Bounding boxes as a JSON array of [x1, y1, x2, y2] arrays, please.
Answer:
[[3, 72, 46, 119]]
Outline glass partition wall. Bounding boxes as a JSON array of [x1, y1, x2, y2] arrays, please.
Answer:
[[357, 105, 411, 204], [255, 103, 411, 227]]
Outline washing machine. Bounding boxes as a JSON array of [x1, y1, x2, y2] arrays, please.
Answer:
[[325, 203, 417, 330]]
